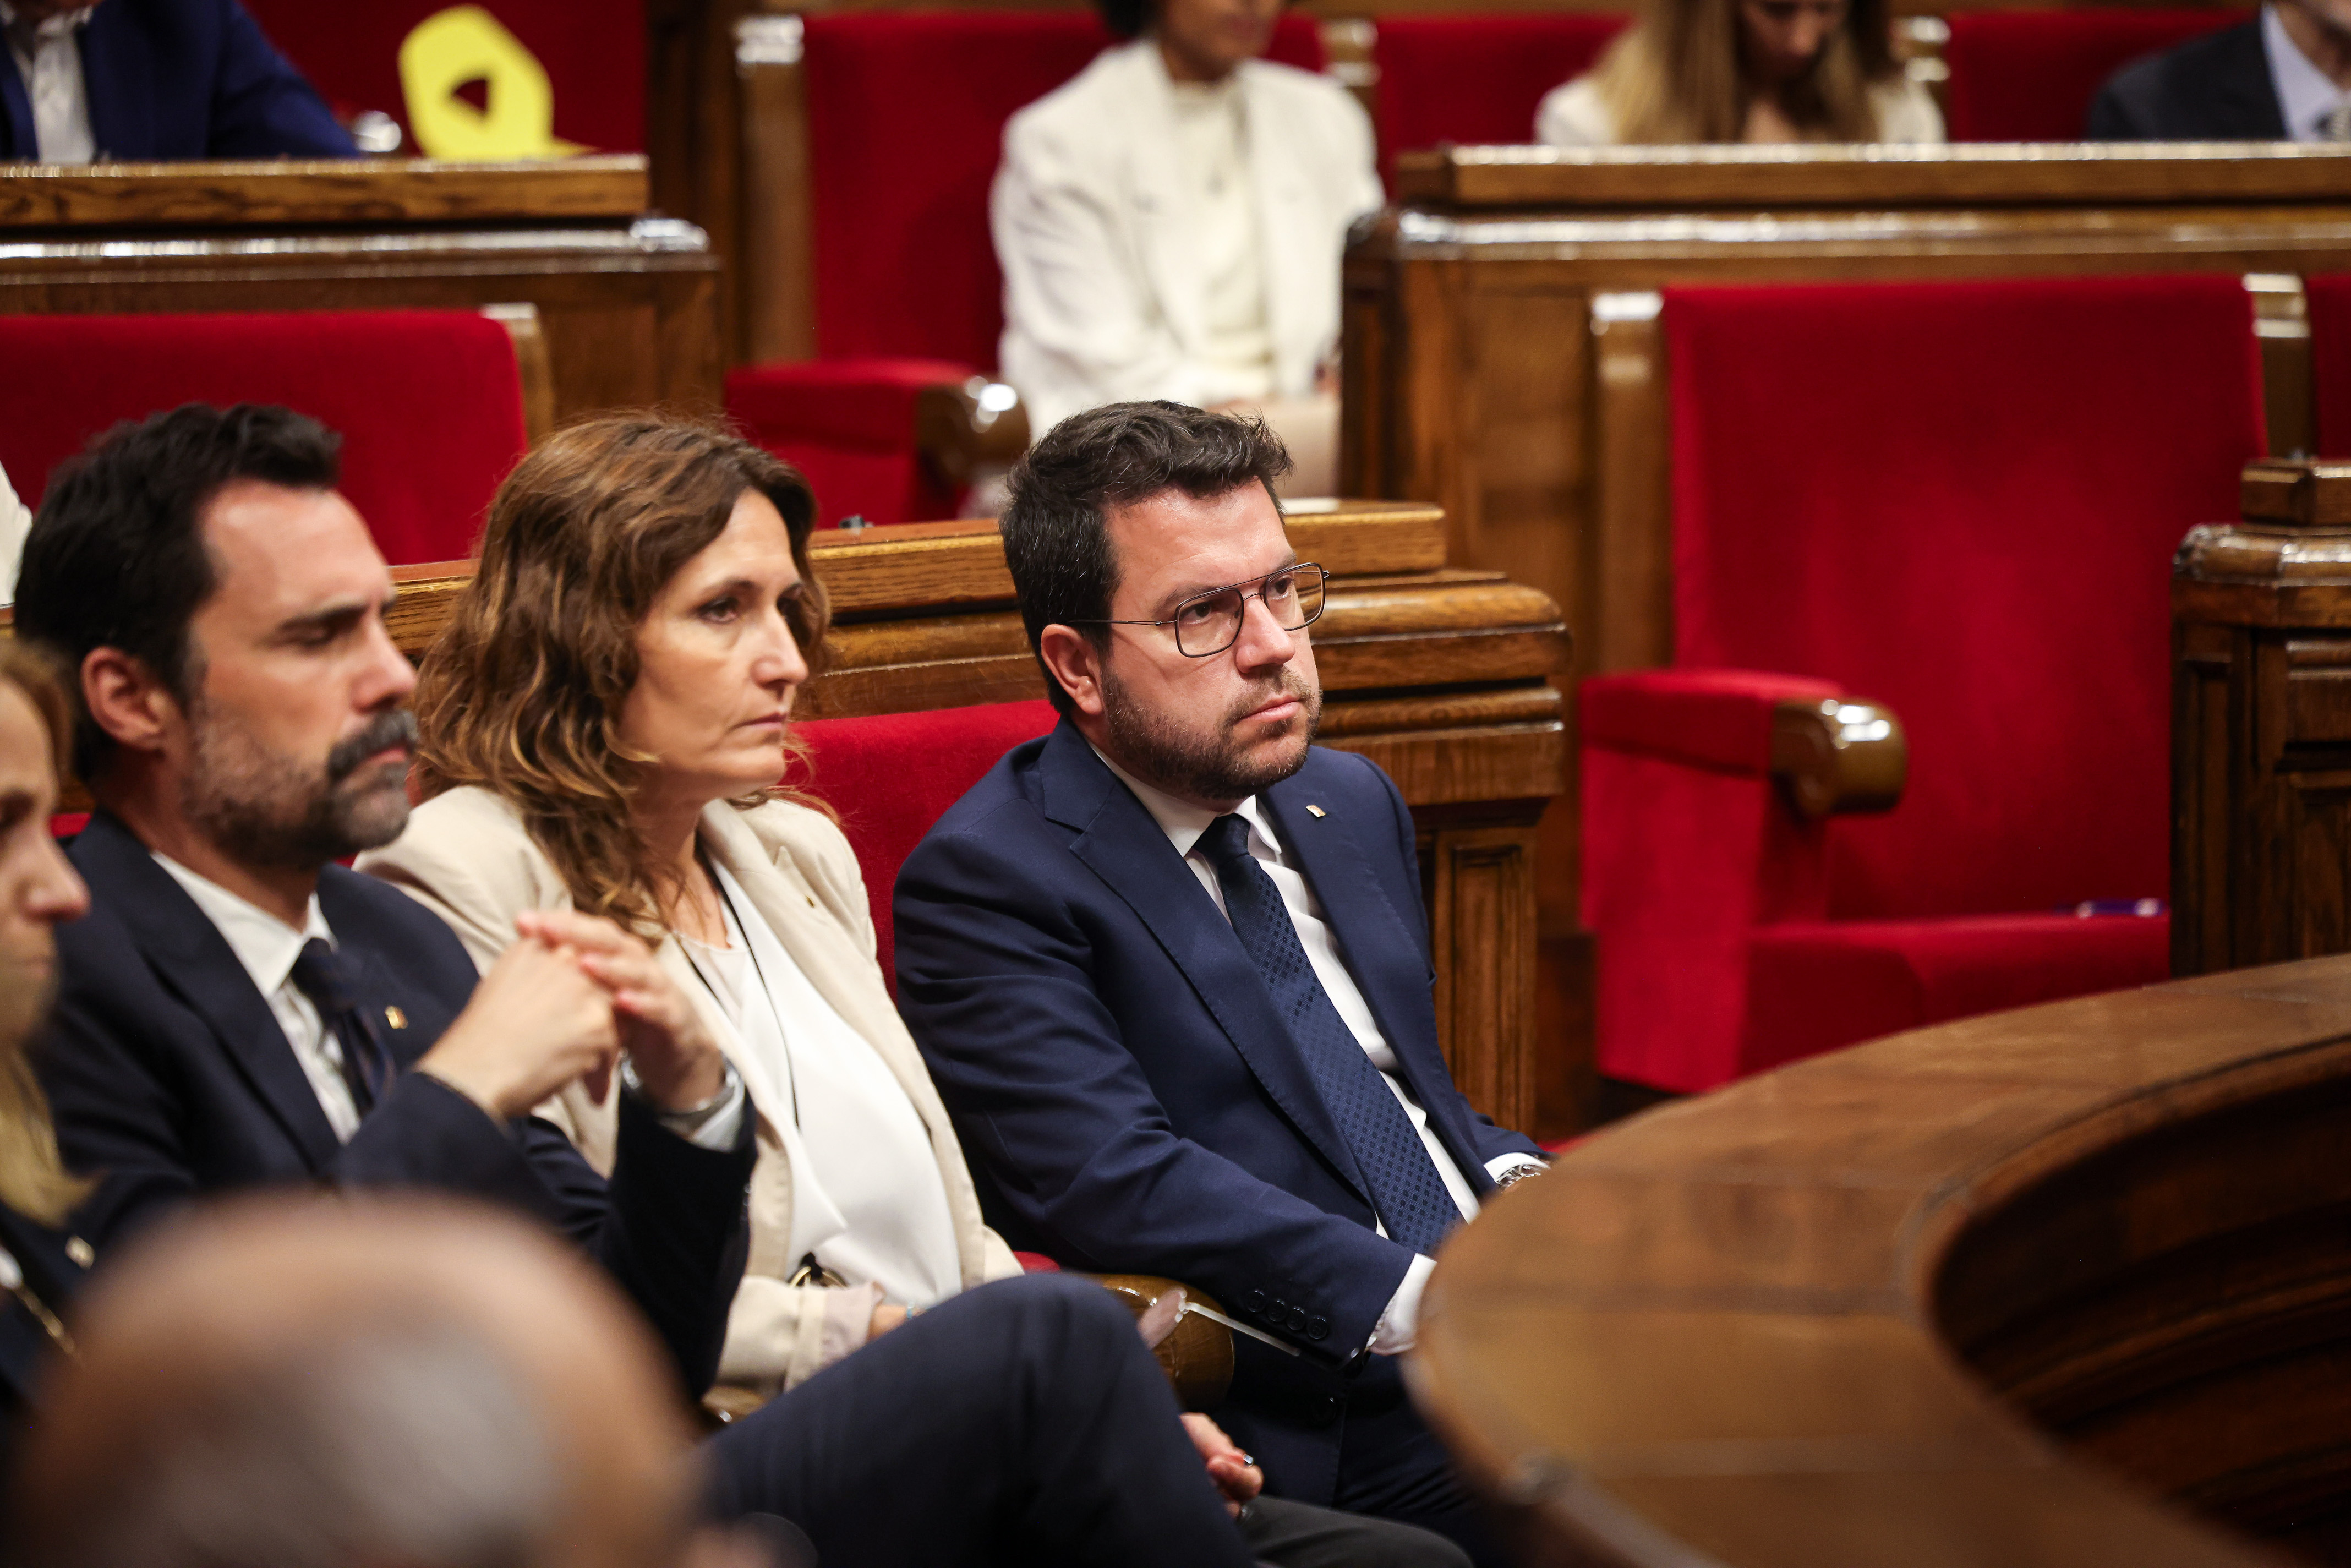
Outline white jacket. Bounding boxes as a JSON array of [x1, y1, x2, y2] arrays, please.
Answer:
[[992, 40, 1385, 438]]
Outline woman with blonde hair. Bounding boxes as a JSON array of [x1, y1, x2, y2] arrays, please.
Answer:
[[1536, 0, 1942, 145]]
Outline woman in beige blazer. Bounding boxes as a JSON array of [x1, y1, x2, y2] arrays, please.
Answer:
[[360, 415, 1020, 1403]]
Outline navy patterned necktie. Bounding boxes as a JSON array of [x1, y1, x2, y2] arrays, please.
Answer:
[[1198, 813, 1462, 1254], [289, 938, 389, 1117]]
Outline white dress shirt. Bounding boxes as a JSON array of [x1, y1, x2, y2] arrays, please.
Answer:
[[684, 860, 964, 1310], [0, 3, 95, 163], [1094, 749, 1542, 1352], [154, 851, 744, 1150], [2263, 4, 2351, 141]]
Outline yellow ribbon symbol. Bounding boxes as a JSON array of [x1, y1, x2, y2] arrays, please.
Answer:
[[399, 6, 587, 160]]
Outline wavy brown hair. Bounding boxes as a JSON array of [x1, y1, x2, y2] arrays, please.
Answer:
[[0, 640, 93, 1227], [1593, 0, 1898, 144], [411, 417, 831, 936]]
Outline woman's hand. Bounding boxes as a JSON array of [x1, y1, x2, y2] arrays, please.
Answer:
[[417, 932, 621, 1119], [1181, 1412, 1262, 1516], [516, 909, 729, 1112]]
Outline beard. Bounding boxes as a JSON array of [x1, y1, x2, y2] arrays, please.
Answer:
[[181, 704, 419, 872], [1102, 664, 1320, 805]]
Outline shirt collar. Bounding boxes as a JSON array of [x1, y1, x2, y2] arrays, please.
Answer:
[[1089, 742, 1281, 861], [150, 852, 334, 1000], [2265, 4, 2348, 139]]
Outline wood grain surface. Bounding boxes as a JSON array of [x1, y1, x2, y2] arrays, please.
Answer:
[[0, 157, 650, 229], [1413, 953, 2351, 1567]]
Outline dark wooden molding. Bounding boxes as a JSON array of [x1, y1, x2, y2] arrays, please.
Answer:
[[0, 156, 649, 229], [1770, 694, 1907, 818]]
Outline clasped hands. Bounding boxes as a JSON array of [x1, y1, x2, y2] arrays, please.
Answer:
[[418, 909, 726, 1122]]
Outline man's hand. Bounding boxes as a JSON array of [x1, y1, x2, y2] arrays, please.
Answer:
[[1182, 1412, 1262, 1516], [518, 910, 728, 1113], [416, 930, 621, 1120]]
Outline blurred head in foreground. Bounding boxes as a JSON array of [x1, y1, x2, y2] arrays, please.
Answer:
[[8, 1195, 714, 1568]]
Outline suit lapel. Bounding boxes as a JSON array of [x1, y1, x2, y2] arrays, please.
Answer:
[[75, 815, 342, 1171], [75, 9, 152, 161], [0, 1208, 76, 1412], [0, 49, 31, 157], [1116, 42, 1207, 358], [1242, 65, 1320, 394], [1039, 725, 1371, 1203]]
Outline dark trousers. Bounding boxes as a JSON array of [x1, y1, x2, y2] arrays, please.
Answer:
[[1327, 1360, 1503, 1568], [706, 1274, 1255, 1568]]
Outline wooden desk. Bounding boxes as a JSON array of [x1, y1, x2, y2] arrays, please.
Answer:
[[385, 502, 1572, 1132], [0, 158, 722, 424], [1346, 143, 2351, 1102], [1414, 952, 2351, 1567]]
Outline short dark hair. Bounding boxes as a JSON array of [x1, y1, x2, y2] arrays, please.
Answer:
[[998, 401, 1292, 718], [1093, 0, 1152, 39], [13, 403, 343, 782]]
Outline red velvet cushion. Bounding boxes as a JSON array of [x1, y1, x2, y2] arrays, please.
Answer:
[[1665, 276, 2263, 923], [1942, 9, 2249, 141], [238, 0, 646, 152], [804, 12, 1323, 371], [2306, 274, 2351, 457], [0, 311, 527, 566], [1581, 668, 1841, 774], [726, 358, 977, 526], [1370, 13, 1627, 182], [790, 700, 1059, 986]]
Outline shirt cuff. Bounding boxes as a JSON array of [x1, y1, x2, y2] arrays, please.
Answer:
[[631, 1061, 747, 1151], [1486, 1154, 1549, 1188], [1368, 1253, 1438, 1356]]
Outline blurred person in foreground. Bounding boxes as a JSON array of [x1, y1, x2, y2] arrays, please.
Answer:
[[9, 1193, 776, 1568], [1536, 0, 1941, 144], [0, 0, 358, 162], [991, 0, 1381, 496], [362, 412, 1467, 1568]]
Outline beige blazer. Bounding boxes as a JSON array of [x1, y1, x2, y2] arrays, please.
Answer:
[[358, 786, 1021, 1395]]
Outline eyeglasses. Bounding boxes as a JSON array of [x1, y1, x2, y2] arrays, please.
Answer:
[[1081, 564, 1329, 658]]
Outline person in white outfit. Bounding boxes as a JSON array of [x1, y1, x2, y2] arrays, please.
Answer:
[[992, 0, 1383, 495], [1537, 0, 1942, 145], [0, 462, 31, 604]]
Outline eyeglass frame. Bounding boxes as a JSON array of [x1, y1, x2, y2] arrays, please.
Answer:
[[1069, 563, 1331, 658]]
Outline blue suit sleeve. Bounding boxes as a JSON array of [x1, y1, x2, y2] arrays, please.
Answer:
[[207, 0, 358, 157]]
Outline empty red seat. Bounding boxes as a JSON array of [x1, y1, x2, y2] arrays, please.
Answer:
[[1370, 14, 1628, 183], [1943, 9, 2249, 141], [2304, 274, 2351, 456], [1582, 275, 2265, 1091], [789, 699, 1059, 985], [0, 309, 527, 565], [726, 12, 1324, 526]]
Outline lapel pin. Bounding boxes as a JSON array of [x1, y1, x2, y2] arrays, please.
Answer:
[[1306, 805, 1326, 818], [65, 1237, 93, 1268], [384, 1006, 408, 1031]]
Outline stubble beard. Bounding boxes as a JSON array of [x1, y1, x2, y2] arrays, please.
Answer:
[[1101, 664, 1321, 805], [179, 704, 419, 873]]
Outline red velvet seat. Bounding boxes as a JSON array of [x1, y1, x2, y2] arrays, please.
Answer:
[[2304, 274, 2351, 455], [790, 698, 1060, 986], [1942, 9, 2249, 141], [0, 310, 527, 566], [1582, 276, 2266, 1091], [1369, 14, 1628, 184], [725, 12, 1323, 527]]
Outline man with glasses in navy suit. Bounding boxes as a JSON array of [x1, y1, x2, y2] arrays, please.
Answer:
[[895, 400, 1548, 1568]]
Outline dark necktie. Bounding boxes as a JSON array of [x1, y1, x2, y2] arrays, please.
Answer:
[[1197, 813, 1462, 1255], [288, 938, 389, 1118]]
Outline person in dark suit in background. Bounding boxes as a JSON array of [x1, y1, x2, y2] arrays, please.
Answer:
[[894, 401, 1549, 1566], [0, 641, 95, 1475], [2085, 0, 2351, 140], [0, 0, 356, 162]]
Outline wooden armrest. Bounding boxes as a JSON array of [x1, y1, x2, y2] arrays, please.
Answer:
[[915, 377, 1031, 491], [1087, 1274, 1235, 1412], [1769, 695, 1906, 818]]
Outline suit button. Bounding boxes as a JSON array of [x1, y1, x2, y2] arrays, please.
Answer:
[[1308, 1315, 1328, 1340], [1243, 1291, 1265, 1314], [1286, 1306, 1308, 1331], [1309, 1394, 1339, 1423], [1268, 1298, 1288, 1321]]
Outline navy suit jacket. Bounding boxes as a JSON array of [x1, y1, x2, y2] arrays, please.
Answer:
[[895, 721, 1542, 1494], [0, 0, 355, 161], [36, 812, 754, 1396], [0, 1205, 81, 1476], [2086, 20, 2287, 140]]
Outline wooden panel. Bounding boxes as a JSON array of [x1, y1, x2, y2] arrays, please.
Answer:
[[1590, 292, 1674, 676], [1424, 820, 1543, 1134], [0, 157, 648, 228], [735, 20, 816, 364], [1416, 953, 2351, 1568]]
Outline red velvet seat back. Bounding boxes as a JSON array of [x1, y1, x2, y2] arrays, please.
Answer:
[[1942, 9, 2248, 141], [804, 12, 1325, 370], [0, 310, 527, 566], [790, 699, 1060, 985], [1370, 14, 1628, 182], [1664, 275, 2263, 920], [2305, 274, 2351, 456]]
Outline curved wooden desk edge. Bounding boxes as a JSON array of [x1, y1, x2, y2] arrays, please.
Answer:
[[1410, 957, 2351, 1568]]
